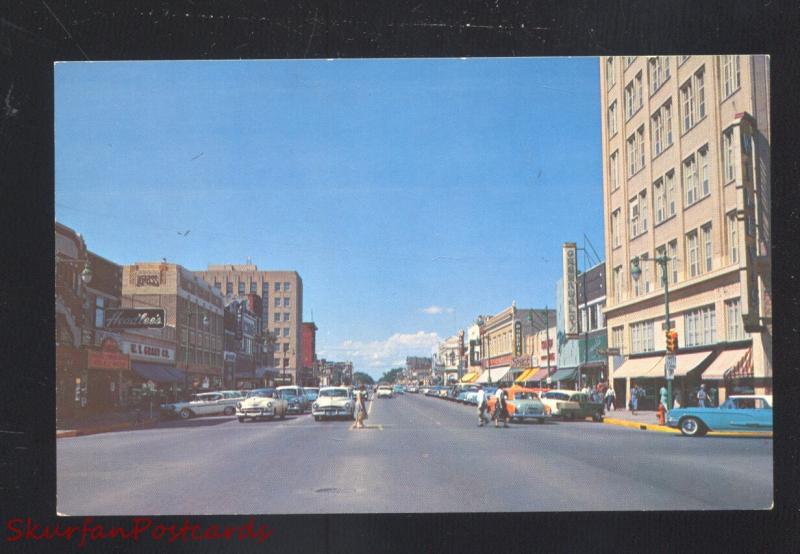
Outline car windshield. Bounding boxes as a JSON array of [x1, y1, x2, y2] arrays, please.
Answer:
[[543, 392, 570, 400], [515, 392, 539, 400], [320, 389, 348, 398], [247, 390, 275, 398]]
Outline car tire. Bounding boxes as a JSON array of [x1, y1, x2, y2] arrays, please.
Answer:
[[179, 408, 192, 419], [592, 412, 603, 422], [679, 416, 707, 437], [237, 417, 245, 423], [223, 406, 235, 416], [314, 415, 320, 421]]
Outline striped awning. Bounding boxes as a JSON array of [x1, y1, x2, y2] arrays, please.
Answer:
[[514, 368, 536, 383], [460, 371, 480, 383], [701, 349, 750, 380]]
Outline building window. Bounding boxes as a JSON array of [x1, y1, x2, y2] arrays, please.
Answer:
[[597, 303, 605, 329], [606, 57, 616, 89], [723, 128, 735, 183], [631, 320, 655, 353], [283, 297, 290, 308], [642, 253, 651, 293], [655, 245, 666, 286], [668, 239, 678, 284], [274, 282, 280, 292], [637, 126, 645, 171], [639, 189, 648, 233], [283, 327, 289, 337], [283, 312, 290, 322], [651, 101, 673, 157], [624, 73, 643, 120], [283, 282, 291, 292], [608, 101, 618, 137], [238, 281, 245, 295], [631, 257, 641, 297], [681, 67, 705, 132], [250, 281, 257, 293], [683, 154, 699, 206], [727, 211, 739, 264], [613, 266, 622, 302], [612, 209, 620, 247], [702, 223, 713, 273], [725, 299, 747, 341], [274, 313, 280, 323], [612, 326, 624, 349], [609, 151, 619, 191], [626, 127, 645, 176], [654, 178, 665, 223], [665, 170, 676, 216], [625, 56, 636, 68], [699, 145, 710, 198], [678, 55, 690, 65], [720, 55, 740, 100], [226, 282, 232, 295], [686, 230, 699, 278], [283, 343, 289, 352], [627, 133, 636, 176], [648, 56, 670, 94], [684, 305, 716, 347], [262, 282, 269, 295], [274, 297, 280, 308], [589, 304, 598, 330], [629, 197, 640, 238], [94, 296, 105, 328]]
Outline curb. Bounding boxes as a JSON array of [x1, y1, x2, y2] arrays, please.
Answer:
[[56, 420, 159, 439], [603, 417, 772, 438]]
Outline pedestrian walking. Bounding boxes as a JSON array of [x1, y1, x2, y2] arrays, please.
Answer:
[[493, 386, 510, 428], [355, 385, 367, 428], [605, 386, 616, 411], [476, 385, 489, 427], [629, 385, 639, 415], [697, 384, 708, 408]]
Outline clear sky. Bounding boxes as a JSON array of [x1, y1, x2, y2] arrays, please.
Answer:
[[55, 57, 603, 378]]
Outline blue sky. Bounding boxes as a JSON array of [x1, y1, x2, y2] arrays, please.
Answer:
[[55, 57, 603, 378]]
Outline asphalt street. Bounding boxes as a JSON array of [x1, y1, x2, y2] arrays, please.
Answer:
[[57, 392, 773, 514]]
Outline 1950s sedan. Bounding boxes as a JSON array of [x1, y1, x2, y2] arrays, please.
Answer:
[[236, 388, 288, 422], [666, 394, 773, 436], [312, 387, 355, 421]]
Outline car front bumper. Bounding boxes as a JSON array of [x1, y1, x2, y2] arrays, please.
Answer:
[[312, 408, 352, 417], [237, 407, 275, 418]]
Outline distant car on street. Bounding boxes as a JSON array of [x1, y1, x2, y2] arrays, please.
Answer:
[[666, 394, 773, 436], [161, 391, 243, 419], [277, 386, 308, 414], [312, 387, 355, 421], [392, 384, 405, 395], [407, 385, 419, 393], [236, 388, 288, 422], [377, 385, 393, 398]]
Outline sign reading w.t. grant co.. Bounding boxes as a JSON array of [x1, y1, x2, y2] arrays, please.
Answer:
[[104, 309, 165, 329]]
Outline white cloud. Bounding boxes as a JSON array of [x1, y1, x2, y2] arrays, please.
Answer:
[[421, 305, 455, 315], [318, 331, 441, 376]]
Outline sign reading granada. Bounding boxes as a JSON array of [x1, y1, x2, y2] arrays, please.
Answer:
[[104, 308, 165, 329]]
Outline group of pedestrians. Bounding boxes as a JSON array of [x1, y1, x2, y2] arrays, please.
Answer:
[[475, 385, 510, 428]]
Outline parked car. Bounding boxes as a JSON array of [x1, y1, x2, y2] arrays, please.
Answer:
[[161, 391, 242, 419], [393, 384, 405, 395], [487, 387, 548, 423], [277, 386, 308, 414], [377, 385, 393, 398], [407, 385, 419, 393], [236, 388, 288, 422], [540, 389, 603, 421], [666, 394, 773, 437], [304, 387, 320, 405], [312, 387, 355, 421]]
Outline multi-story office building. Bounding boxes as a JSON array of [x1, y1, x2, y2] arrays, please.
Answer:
[[122, 262, 225, 393], [600, 55, 771, 407], [195, 265, 303, 385]]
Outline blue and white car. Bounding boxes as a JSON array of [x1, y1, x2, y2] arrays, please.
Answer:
[[666, 394, 773, 436]]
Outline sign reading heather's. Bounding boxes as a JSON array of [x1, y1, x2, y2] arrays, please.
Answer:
[[562, 242, 579, 338], [104, 308, 165, 329]]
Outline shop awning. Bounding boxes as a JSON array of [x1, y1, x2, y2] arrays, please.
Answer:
[[546, 368, 577, 382], [131, 361, 185, 383], [475, 367, 510, 384], [612, 356, 663, 379], [514, 368, 535, 383], [673, 350, 714, 377], [529, 368, 550, 381], [460, 371, 480, 383], [701, 348, 751, 380]]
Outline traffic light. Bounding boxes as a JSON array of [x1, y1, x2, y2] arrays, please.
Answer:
[[665, 329, 678, 353]]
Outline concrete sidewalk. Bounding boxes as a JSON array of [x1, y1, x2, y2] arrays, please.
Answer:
[[57, 408, 161, 438]]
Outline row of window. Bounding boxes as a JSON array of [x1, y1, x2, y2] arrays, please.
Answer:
[[611, 299, 748, 354], [609, 128, 739, 239], [611, 211, 742, 303], [273, 312, 292, 322], [184, 349, 222, 367], [578, 302, 606, 332], [213, 280, 293, 295], [607, 55, 740, 105]]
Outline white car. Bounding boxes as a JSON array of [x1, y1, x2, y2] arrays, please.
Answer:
[[540, 390, 581, 417], [236, 388, 288, 422], [376, 385, 393, 398], [312, 387, 355, 421], [160, 391, 243, 419]]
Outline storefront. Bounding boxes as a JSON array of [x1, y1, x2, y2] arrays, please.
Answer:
[[700, 347, 755, 403], [56, 342, 83, 421], [83, 337, 131, 414], [546, 368, 577, 390]]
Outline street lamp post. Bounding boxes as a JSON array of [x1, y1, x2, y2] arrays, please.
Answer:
[[631, 253, 673, 409], [183, 308, 209, 400]]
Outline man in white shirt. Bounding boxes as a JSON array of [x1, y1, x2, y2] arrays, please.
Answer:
[[476, 386, 488, 427]]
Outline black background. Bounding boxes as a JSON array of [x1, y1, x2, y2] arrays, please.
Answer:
[[1, 1, 799, 552]]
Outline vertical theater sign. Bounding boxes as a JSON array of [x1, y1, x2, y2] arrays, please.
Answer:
[[562, 242, 579, 339]]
